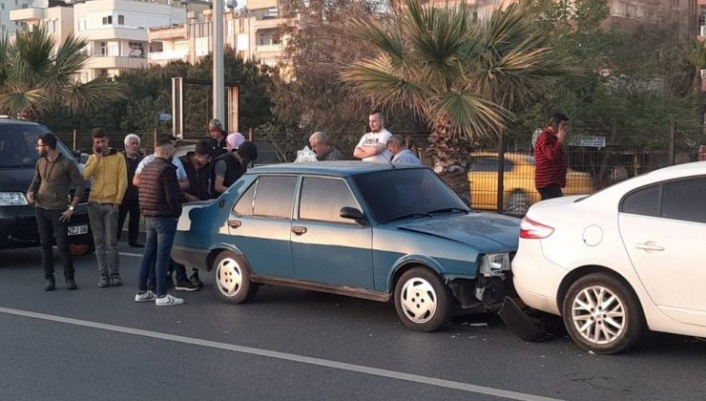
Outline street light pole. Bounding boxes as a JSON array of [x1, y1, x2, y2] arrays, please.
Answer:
[[213, 0, 225, 123]]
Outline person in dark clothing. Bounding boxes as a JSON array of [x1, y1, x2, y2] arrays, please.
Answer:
[[134, 138, 184, 306], [211, 141, 258, 198], [207, 118, 228, 157], [27, 133, 85, 291], [180, 141, 213, 202], [534, 112, 569, 200], [172, 140, 214, 289], [118, 134, 144, 247]]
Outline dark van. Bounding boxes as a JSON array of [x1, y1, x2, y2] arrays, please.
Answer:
[[0, 118, 93, 253]]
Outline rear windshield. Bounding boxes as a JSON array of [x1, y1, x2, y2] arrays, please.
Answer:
[[0, 124, 72, 168]]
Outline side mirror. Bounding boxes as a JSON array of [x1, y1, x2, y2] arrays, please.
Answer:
[[339, 206, 366, 223]]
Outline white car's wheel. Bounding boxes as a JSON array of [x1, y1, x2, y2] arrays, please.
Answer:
[[213, 251, 258, 304], [394, 267, 453, 332], [562, 273, 645, 354]]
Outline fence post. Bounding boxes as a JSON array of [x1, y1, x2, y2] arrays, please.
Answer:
[[72, 129, 77, 150], [496, 131, 506, 213], [668, 122, 676, 165]]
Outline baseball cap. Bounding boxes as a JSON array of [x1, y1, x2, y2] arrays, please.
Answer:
[[226, 132, 246, 149], [208, 118, 224, 130]]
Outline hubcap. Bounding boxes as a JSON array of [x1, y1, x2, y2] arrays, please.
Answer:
[[399, 277, 438, 324], [571, 285, 626, 345], [216, 257, 243, 297]]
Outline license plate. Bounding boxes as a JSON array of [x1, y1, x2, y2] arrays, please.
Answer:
[[68, 225, 88, 236]]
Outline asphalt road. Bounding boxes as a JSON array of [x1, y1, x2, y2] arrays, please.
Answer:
[[0, 244, 704, 401]]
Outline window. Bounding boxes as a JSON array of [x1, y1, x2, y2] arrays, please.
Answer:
[[621, 185, 660, 217], [661, 178, 706, 224], [128, 42, 144, 57], [99, 41, 107, 56], [299, 177, 359, 223], [234, 176, 297, 218], [118, 15, 125, 25], [102, 16, 113, 25]]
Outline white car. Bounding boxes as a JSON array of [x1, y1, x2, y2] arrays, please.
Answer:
[[511, 161, 706, 354]]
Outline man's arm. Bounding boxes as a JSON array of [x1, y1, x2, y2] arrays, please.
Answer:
[[115, 156, 128, 207], [213, 159, 228, 194], [26, 162, 41, 204], [68, 161, 85, 207], [163, 171, 182, 217], [82, 154, 98, 180], [536, 132, 564, 161]]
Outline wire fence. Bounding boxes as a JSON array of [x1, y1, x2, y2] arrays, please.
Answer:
[[55, 126, 705, 214]]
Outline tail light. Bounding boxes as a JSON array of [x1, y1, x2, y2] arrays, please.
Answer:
[[519, 216, 554, 239]]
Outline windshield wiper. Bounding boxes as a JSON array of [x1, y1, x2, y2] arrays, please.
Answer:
[[385, 212, 433, 223], [427, 207, 469, 215]]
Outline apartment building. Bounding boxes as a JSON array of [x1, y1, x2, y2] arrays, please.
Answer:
[[1, 0, 35, 38], [10, 0, 187, 81], [148, 0, 299, 67]]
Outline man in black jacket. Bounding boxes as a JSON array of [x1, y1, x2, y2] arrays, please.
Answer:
[[118, 133, 143, 247], [134, 138, 184, 306], [210, 140, 258, 198]]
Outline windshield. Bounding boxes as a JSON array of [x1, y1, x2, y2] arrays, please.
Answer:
[[353, 168, 470, 224], [0, 124, 60, 168]]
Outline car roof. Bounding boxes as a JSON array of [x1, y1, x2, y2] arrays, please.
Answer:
[[247, 161, 427, 177], [472, 152, 534, 163]]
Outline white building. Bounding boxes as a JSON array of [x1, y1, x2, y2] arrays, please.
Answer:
[[11, 0, 187, 81], [1, 0, 34, 38]]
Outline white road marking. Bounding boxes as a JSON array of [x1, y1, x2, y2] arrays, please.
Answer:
[[0, 306, 562, 401], [119, 252, 143, 257]]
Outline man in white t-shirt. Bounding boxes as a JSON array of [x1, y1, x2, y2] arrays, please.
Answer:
[[133, 135, 190, 191], [353, 111, 392, 163]]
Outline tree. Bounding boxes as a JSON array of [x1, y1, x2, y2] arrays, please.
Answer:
[[340, 0, 572, 196], [0, 27, 123, 119]]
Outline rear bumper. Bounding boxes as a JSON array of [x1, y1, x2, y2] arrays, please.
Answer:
[[172, 244, 210, 270], [511, 239, 565, 315]]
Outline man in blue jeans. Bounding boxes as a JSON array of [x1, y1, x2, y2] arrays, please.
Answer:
[[134, 138, 184, 305], [27, 133, 85, 291]]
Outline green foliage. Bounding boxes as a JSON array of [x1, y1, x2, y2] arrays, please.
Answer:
[[0, 27, 124, 119]]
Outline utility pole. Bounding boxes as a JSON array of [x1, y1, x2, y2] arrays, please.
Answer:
[[213, 0, 225, 123]]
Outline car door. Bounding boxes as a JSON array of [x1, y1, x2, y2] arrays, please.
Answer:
[[618, 177, 706, 327], [290, 176, 374, 289], [228, 175, 297, 278]]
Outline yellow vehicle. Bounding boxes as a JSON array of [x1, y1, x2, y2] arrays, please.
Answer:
[[468, 152, 594, 214]]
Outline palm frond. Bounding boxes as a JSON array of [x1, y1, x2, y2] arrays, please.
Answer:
[[434, 90, 508, 141], [50, 34, 90, 88], [0, 85, 50, 116], [63, 76, 125, 114]]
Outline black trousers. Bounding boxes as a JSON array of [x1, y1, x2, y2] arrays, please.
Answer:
[[36, 207, 74, 279], [118, 198, 140, 244], [538, 184, 563, 201]]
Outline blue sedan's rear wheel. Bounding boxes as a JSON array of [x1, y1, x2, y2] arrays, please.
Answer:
[[213, 251, 259, 304], [394, 267, 453, 332]]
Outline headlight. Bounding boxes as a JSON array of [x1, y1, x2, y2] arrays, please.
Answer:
[[478, 253, 511, 277], [0, 192, 29, 206]]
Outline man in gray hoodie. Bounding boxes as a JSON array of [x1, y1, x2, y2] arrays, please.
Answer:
[[27, 133, 85, 291]]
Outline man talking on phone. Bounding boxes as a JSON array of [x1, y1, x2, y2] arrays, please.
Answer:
[[534, 112, 569, 200], [83, 128, 127, 288]]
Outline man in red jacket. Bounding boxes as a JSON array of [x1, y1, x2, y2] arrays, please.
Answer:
[[534, 112, 569, 200]]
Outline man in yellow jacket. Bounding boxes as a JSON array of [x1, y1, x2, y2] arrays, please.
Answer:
[[83, 128, 128, 288]]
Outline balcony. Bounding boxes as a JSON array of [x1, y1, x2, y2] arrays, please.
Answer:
[[9, 7, 43, 22], [85, 55, 148, 70], [148, 49, 188, 62], [255, 43, 283, 53], [79, 27, 148, 42], [149, 26, 188, 41]]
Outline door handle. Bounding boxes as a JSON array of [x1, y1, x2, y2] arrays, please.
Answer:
[[292, 226, 307, 235], [635, 242, 664, 252], [228, 219, 242, 229]]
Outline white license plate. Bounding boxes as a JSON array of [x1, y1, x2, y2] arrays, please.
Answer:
[[68, 225, 88, 236]]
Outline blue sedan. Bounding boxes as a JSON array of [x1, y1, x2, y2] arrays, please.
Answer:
[[172, 162, 520, 331]]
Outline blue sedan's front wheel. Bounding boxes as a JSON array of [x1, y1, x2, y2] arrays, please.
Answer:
[[394, 267, 453, 332], [213, 250, 259, 304]]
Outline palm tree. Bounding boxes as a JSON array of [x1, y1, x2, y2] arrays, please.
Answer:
[[0, 27, 123, 119], [340, 0, 574, 197]]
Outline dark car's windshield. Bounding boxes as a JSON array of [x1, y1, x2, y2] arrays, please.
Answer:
[[0, 124, 60, 168], [353, 168, 470, 223]]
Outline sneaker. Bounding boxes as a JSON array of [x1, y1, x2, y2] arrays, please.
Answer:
[[45, 277, 56, 291], [110, 275, 123, 287], [175, 279, 199, 292], [98, 275, 110, 288], [155, 294, 184, 306], [134, 290, 156, 302], [65, 278, 77, 290], [190, 271, 204, 288]]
